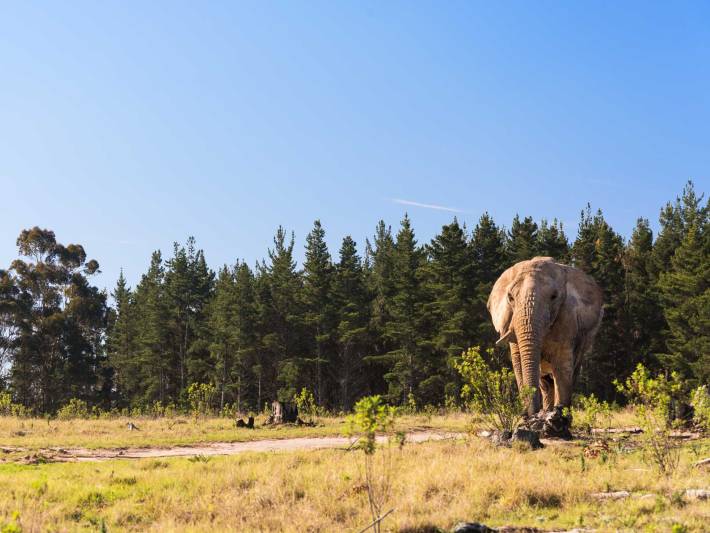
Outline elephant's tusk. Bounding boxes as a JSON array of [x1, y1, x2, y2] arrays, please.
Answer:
[[496, 329, 513, 345]]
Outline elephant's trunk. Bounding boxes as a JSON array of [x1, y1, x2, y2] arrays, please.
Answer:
[[514, 288, 544, 415]]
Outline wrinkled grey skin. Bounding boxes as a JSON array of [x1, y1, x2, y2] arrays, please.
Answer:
[[487, 257, 603, 416]]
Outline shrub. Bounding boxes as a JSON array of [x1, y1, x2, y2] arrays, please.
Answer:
[[454, 346, 533, 433], [572, 394, 612, 436], [186, 383, 217, 418], [293, 388, 318, 424], [615, 364, 682, 476], [0, 393, 30, 418], [57, 398, 91, 420], [690, 385, 710, 432], [347, 395, 400, 533]]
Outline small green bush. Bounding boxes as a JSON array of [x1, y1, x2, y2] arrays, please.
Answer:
[[454, 346, 533, 433], [615, 364, 682, 476], [293, 388, 318, 424], [572, 394, 612, 436], [186, 383, 217, 418], [0, 393, 30, 418], [57, 398, 90, 420]]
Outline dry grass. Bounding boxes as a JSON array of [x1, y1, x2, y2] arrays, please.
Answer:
[[0, 428, 708, 532]]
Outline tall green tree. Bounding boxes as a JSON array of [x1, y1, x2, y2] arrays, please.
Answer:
[[257, 227, 305, 403], [469, 213, 508, 363], [506, 215, 538, 264], [131, 251, 170, 405], [424, 218, 474, 400], [623, 218, 664, 370], [572, 208, 630, 400], [302, 220, 335, 405], [106, 270, 137, 407], [332, 236, 370, 409], [364, 221, 397, 394], [8, 227, 107, 412], [536, 218, 570, 261], [164, 238, 214, 396], [381, 215, 432, 404], [657, 182, 709, 384]]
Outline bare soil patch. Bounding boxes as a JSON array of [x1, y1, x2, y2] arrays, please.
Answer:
[[2, 431, 464, 463]]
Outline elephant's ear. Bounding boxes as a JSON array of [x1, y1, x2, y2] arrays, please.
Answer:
[[563, 266, 604, 335], [487, 264, 517, 345]]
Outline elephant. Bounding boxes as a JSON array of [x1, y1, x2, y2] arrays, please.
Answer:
[[487, 257, 603, 434]]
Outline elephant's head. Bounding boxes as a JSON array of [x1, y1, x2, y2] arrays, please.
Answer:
[[487, 257, 567, 415]]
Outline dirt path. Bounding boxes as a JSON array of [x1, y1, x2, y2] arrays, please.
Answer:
[[15, 431, 465, 463]]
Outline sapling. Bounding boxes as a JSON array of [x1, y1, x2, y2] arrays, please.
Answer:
[[348, 395, 399, 533]]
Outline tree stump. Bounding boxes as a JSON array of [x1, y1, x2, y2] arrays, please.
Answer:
[[271, 401, 298, 424]]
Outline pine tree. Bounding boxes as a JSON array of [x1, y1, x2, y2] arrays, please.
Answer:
[[382, 214, 431, 404], [658, 182, 709, 384], [536, 218, 570, 261], [302, 220, 335, 405], [164, 238, 214, 397], [571, 209, 629, 400], [132, 251, 170, 405], [333, 236, 370, 409], [106, 270, 137, 406], [624, 218, 664, 370], [506, 215, 538, 264], [364, 221, 397, 395], [425, 218, 474, 400], [258, 227, 305, 403], [470, 213, 508, 364]]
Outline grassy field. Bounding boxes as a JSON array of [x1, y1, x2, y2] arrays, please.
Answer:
[[0, 411, 707, 532]]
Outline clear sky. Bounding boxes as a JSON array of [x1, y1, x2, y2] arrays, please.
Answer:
[[1, 1, 708, 291]]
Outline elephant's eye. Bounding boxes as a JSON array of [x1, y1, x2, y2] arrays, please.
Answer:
[[551, 292, 558, 300], [507, 292, 514, 303]]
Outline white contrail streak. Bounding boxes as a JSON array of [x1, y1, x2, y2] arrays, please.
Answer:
[[392, 198, 463, 213]]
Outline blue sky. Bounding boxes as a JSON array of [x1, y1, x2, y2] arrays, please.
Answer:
[[1, 1, 708, 291]]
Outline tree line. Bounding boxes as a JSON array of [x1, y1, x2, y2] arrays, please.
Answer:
[[0, 182, 706, 414]]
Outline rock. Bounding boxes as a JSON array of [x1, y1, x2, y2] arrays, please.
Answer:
[[512, 428, 544, 450], [540, 407, 572, 439], [684, 489, 710, 501], [452, 523, 495, 533], [491, 430, 513, 447], [590, 490, 630, 500]]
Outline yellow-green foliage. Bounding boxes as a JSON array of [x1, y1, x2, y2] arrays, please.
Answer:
[[186, 382, 217, 418], [56, 398, 91, 420], [690, 385, 710, 432], [455, 347, 533, 433], [348, 395, 397, 454], [0, 393, 30, 418], [615, 364, 684, 475], [293, 388, 318, 424], [0, 433, 707, 532], [572, 394, 613, 435]]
